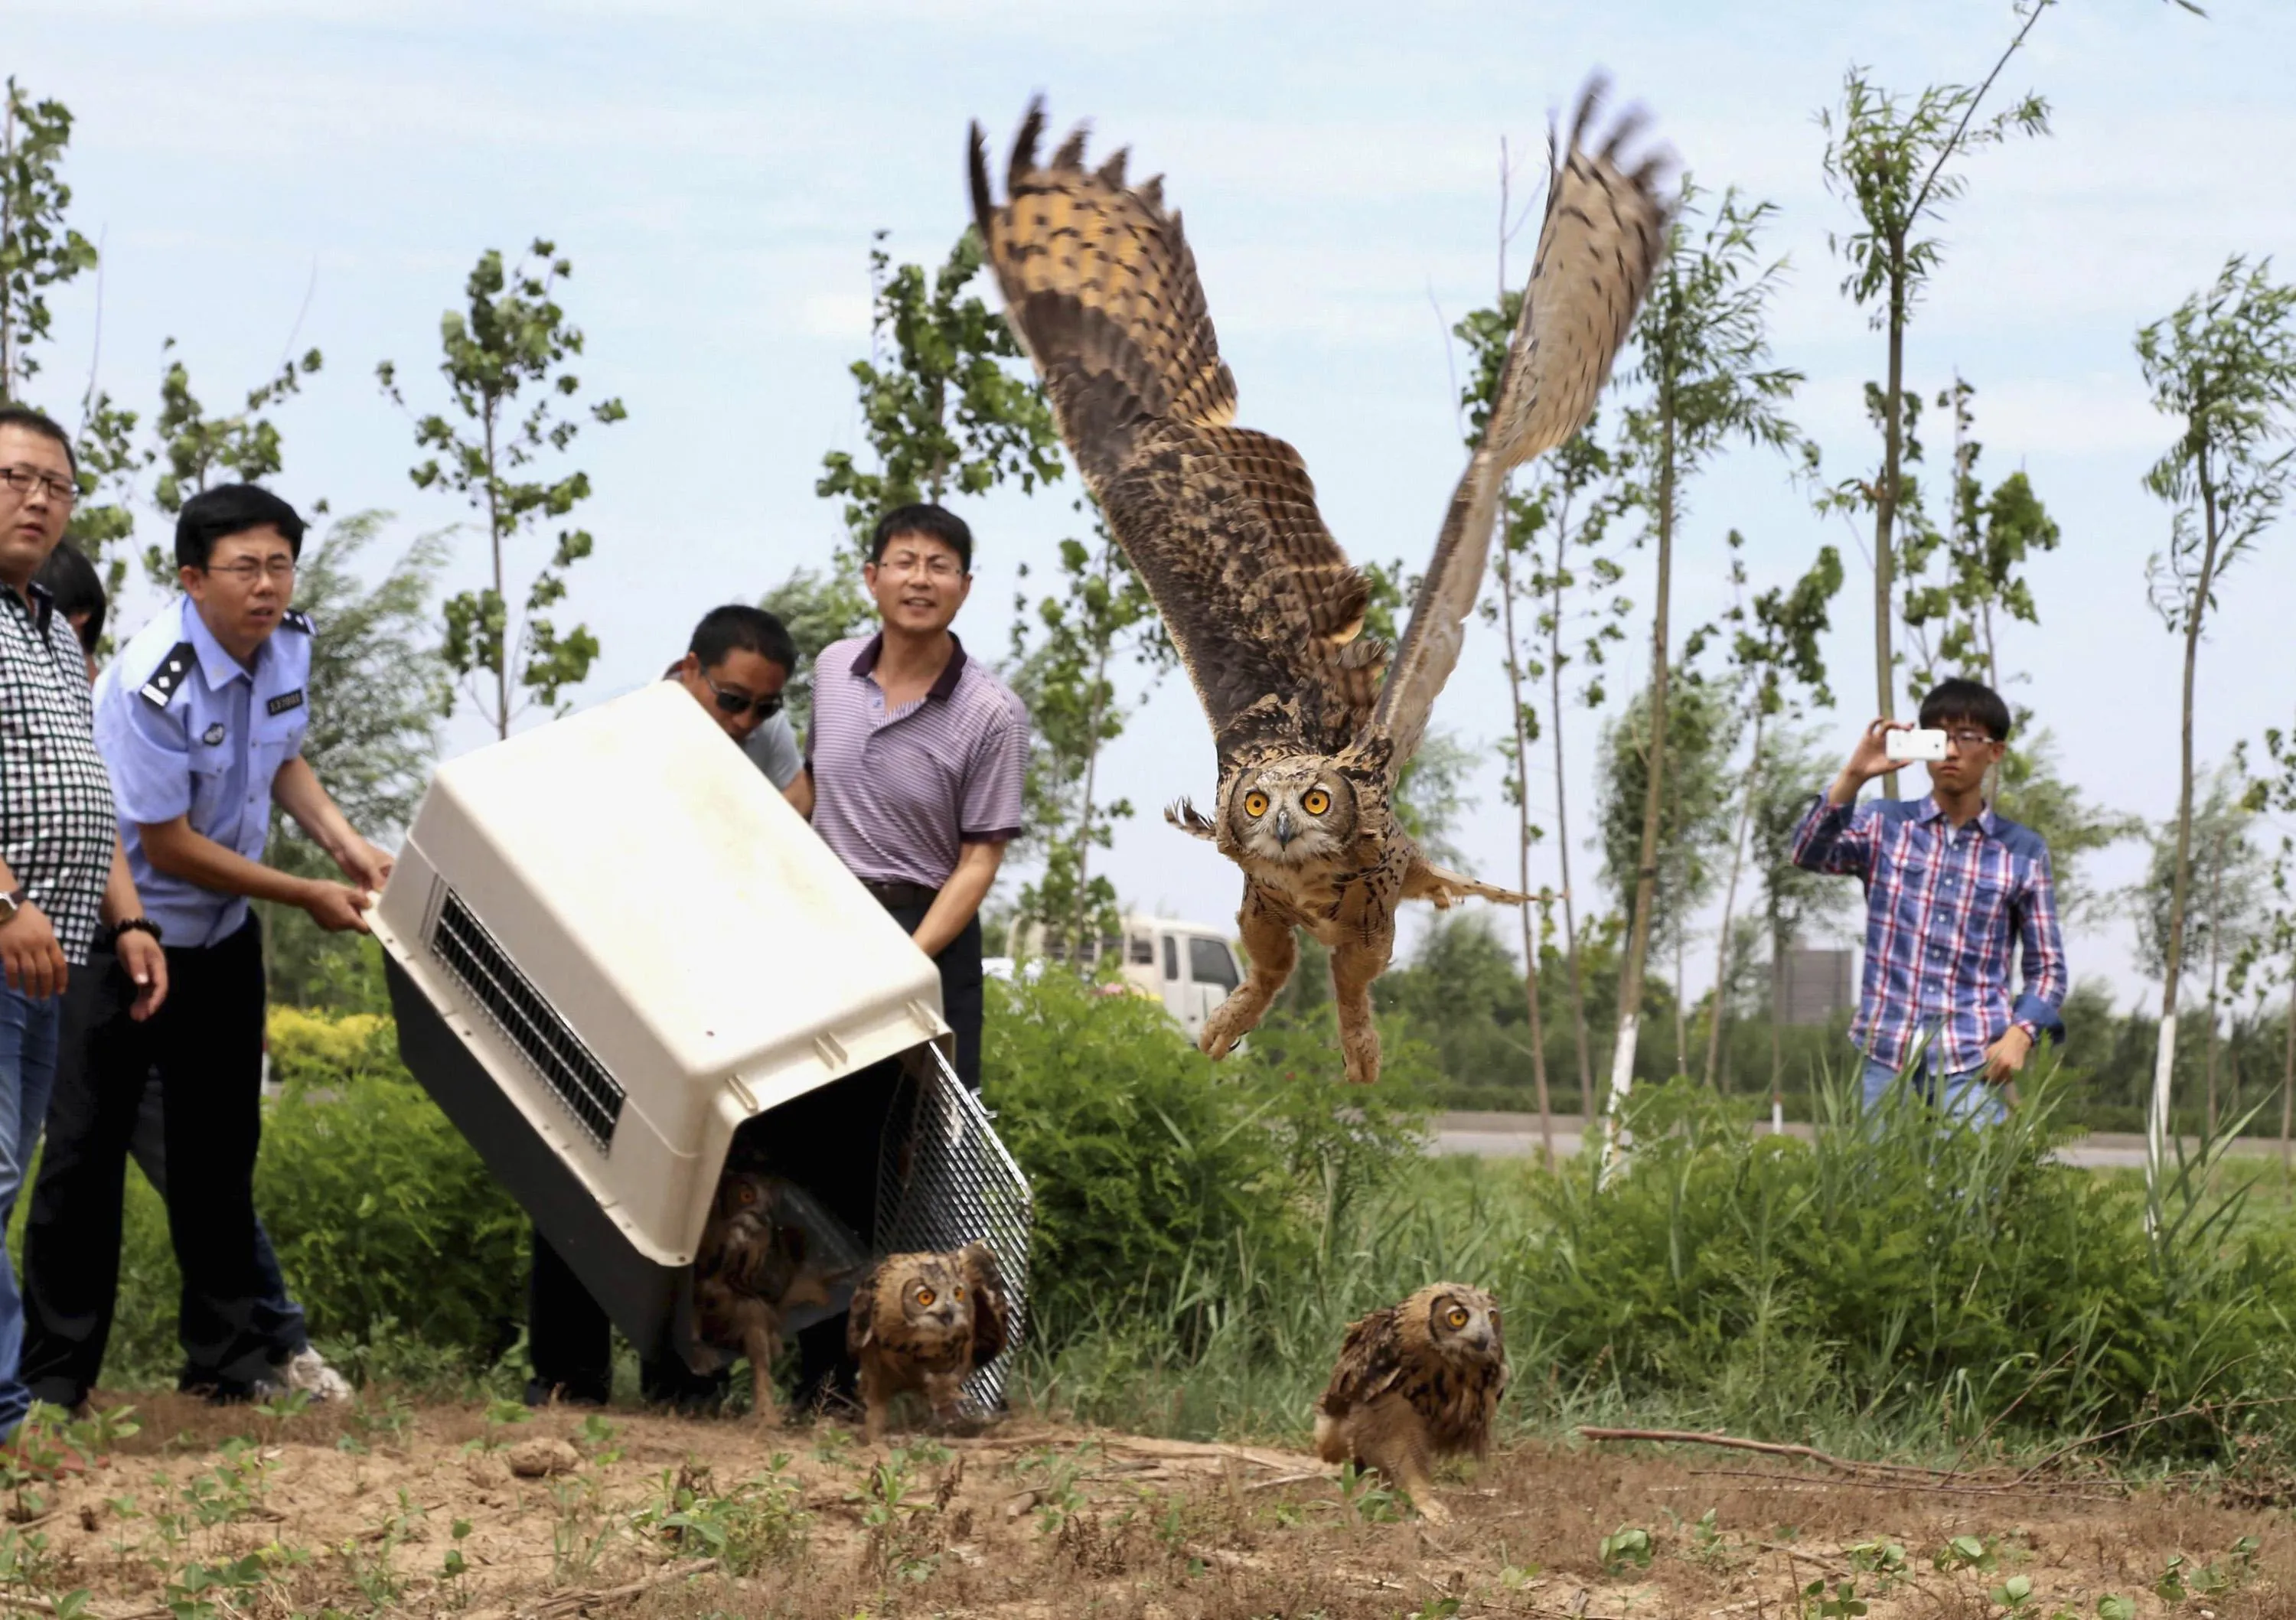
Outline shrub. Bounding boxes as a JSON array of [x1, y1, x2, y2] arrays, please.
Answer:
[[980, 973, 1431, 1339], [1509, 1071, 2296, 1455], [257, 1009, 527, 1358]]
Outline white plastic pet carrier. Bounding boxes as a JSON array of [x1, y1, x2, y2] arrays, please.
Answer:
[[370, 681, 1032, 1405]]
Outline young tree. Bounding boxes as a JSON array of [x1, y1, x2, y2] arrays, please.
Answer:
[[1897, 376, 2061, 716], [142, 338, 325, 582], [1991, 731, 2140, 924], [1746, 726, 1853, 1130], [377, 240, 625, 738], [2135, 767, 2265, 1136], [1602, 184, 1805, 1167], [0, 78, 96, 402], [759, 566, 872, 745], [1818, 15, 2050, 788], [260, 513, 451, 1008], [1598, 672, 1739, 1073], [816, 227, 1062, 560], [2234, 719, 2296, 1165], [1701, 535, 1841, 1089], [2135, 256, 2296, 1185], [1008, 515, 1168, 960]]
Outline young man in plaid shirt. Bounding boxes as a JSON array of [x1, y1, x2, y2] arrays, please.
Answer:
[[1792, 677, 2068, 1125]]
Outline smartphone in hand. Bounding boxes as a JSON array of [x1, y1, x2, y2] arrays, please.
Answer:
[[1884, 728, 1948, 763]]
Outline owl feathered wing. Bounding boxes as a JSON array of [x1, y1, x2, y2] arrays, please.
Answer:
[[958, 1240, 1013, 1367], [1368, 79, 1671, 771], [970, 106, 1385, 764], [1316, 1305, 1407, 1418]]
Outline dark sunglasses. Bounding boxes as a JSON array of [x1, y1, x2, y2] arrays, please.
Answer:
[[704, 675, 783, 721]]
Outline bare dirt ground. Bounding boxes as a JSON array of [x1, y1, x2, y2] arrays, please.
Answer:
[[23, 1393, 2296, 1620]]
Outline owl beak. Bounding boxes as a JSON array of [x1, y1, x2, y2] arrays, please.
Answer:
[[1274, 809, 1295, 846]]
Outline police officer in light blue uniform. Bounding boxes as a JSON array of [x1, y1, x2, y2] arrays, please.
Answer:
[[21, 484, 391, 1406]]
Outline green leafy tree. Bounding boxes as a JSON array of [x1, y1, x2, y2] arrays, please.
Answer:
[[758, 566, 872, 745], [1817, 14, 2051, 787], [259, 513, 451, 1009], [1603, 183, 1806, 1161], [2233, 718, 2296, 1164], [1747, 725, 1854, 1125], [2135, 255, 2296, 1184], [1897, 376, 2062, 718], [377, 240, 625, 738], [0, 78, 96, 400], [1700, 534, 1841, 1089], [1009, 515, 1169, 959], [1991, 730, 2140, 926], [815, 228, 1062, 560], [141, 337, 325, 582], [2134, 765, 2265, 1136]]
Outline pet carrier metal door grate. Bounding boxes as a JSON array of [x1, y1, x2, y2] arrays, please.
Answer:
[[873, 1045, 1033, 1413], [428, 886, 626, 1152]]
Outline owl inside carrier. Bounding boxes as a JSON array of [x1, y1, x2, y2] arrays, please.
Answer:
[[366, 681, 1032, 1413]]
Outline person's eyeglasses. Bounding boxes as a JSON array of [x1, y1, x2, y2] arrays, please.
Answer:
[[0, 465, 77, 506], [1942, 729, 1998, 750], [877, 551, 964, 580], [205, 558, 297, 583], [705, 676, 783, 720]]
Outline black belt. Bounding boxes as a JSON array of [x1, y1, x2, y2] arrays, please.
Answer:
[[863, 879, 939, 911]]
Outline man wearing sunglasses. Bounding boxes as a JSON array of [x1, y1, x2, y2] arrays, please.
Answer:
[[22, 483, 390, 1410], [667, 605, 802, 795], [1792, 676, 2067, 1126]]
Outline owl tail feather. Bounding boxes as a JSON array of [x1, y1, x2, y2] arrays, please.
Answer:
[[1403, 856, 1529, 910]]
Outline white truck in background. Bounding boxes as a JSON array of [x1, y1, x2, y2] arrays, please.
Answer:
[[993, 914, 1244, 1042]]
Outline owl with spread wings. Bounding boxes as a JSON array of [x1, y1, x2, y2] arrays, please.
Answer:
[[970, 83, 1671, 1084]]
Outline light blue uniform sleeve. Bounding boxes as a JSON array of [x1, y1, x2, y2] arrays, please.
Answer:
[[96, 673, 194, 826], [744, 711, 803, 791]]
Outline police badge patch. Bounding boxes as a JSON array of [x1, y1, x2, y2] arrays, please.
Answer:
[[202, 722, 227, 746]]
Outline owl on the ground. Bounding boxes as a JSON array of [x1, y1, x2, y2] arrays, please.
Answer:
[[1313, 1283, 1508, 1522], [846, 1242, 1013, 1442], [693, 1170, 838, 1426], [970, 81, 1672, 1084]]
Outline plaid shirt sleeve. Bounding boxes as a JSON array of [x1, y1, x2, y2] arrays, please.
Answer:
[[2011, 847, 2069, 1043], [1790, 793, 1877, 879]]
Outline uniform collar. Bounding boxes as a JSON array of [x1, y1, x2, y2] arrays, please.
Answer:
[[849, 631, 967, 700], [1915, 794, 2000, 837], [181, 595, 269, 689]]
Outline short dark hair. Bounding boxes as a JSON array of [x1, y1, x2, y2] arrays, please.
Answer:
[[0, 405, 77, 474], [690, 604, 797, 674], [174, 483, 307, 571], [869, 503, 973, 574], [34, 541, 104, 654], [1918, 676, 2013, 742]]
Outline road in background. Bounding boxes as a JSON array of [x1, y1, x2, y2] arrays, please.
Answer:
[[1432, 1112, 2281, 1170]]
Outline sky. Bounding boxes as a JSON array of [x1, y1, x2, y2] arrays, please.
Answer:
[[9, 0, 2294, 1015]]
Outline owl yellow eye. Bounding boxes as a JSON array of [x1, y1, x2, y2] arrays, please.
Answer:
[[954, 1285, 967, 1301], [1302, 789, 1331, 816], [915, 1287, 936, 1308], [1447, 1308, 1470, 1328], [1243, 790, 1270, 817]]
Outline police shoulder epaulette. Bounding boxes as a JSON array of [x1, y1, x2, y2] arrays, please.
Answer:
[[282, 609, 316, 634], [139, 643, 198, 710]]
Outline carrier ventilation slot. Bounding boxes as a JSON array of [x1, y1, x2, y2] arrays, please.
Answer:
[[429, 888, 625, 1152]]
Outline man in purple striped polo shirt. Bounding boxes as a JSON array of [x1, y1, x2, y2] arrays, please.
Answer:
[[788, 503, 1028, 1090]]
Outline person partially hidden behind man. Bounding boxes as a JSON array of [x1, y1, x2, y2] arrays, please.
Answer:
[[524, 604, 803, 1412], [21, 484, 390, 1407], [1791, 676, 2068, 1126], [21, 539, 349, 1405]]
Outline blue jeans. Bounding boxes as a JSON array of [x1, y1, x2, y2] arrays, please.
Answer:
[[0, 985, 63, 1436], [1861, 1052, 2006, 1128]]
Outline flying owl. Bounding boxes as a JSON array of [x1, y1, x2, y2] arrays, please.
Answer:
[[970, 83, 1671, 1084], [846, 1242, 1013, 1442], [1314, 1283, 1508, 1522], [693, 1171, 839, 1426]]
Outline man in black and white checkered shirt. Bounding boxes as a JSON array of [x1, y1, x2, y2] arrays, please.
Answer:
[[0, 406, 168, 1444]]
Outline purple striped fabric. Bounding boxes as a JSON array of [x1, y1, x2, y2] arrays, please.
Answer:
[[805, 633, 1029, 889]]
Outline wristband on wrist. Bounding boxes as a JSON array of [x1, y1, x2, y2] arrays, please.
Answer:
[[109, 918, 164, 947]]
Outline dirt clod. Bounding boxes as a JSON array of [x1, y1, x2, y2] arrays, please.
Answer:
[[505, 1435, 583, 1477]]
